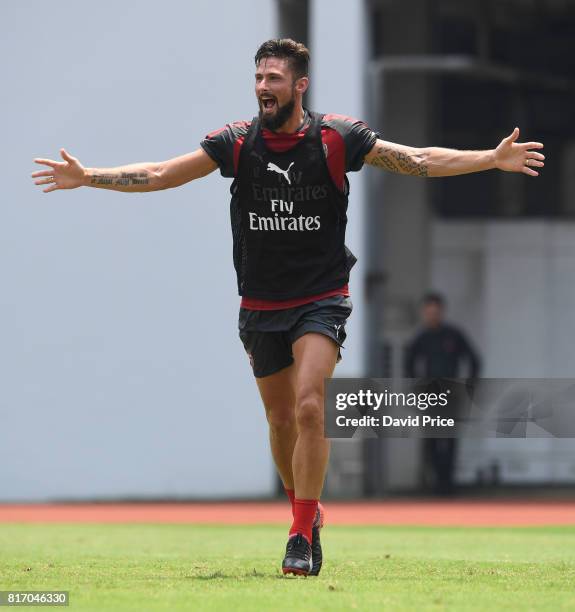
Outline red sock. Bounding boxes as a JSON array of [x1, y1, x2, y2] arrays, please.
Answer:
[[284, 488, 295, 517], [289, 498, 318, 544]]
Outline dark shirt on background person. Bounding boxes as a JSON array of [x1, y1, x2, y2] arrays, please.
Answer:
[[404, 323, 481, 379]]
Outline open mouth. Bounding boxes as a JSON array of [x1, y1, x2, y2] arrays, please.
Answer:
[[260, 96, 277, 112]]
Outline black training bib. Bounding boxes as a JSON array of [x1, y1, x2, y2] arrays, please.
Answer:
[[230, 110, 356, 300]]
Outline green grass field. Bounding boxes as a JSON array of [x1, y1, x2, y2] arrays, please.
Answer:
[[1, 524, 574, 611]]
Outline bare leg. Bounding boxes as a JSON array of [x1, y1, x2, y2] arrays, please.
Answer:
[[291, 333, 338, 499], [255, 365, 297, 490]]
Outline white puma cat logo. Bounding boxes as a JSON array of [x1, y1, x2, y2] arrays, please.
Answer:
[[267, 161, 294, 185]]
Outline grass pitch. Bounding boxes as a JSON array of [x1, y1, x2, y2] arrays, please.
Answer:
[[1, 523, 574, 611]]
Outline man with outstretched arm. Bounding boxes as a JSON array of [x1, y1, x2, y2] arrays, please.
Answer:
[[31, 38, 544, 577]]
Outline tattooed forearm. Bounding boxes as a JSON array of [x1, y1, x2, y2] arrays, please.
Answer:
[[85, 166, 161, 192], [367, 146, 428, 177], [90, 172, 150, 186]]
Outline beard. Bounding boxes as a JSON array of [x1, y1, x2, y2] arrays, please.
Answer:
[[259, 90, 296, 131]]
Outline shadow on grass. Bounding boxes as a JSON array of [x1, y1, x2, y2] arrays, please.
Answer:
[[188, 569, 285, 581]]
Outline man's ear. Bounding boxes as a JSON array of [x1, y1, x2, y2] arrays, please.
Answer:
[[295, 76, 309, 96]]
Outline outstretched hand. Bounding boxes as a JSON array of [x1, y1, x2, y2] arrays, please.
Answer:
[[494, 127, 545, 176], [31, 149, 86, 193]]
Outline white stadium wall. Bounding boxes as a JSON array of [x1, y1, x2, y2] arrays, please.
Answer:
[[0, 0, 278, 500], [310, 0, 369, 497], [431, 221, 575, 485]]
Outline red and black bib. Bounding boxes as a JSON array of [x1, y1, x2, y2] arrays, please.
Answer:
[[230, 111, 356, 300]]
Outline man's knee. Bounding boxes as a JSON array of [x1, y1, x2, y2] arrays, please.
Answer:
[[294, 390, 324, 433], [265, 403, 296, 434]]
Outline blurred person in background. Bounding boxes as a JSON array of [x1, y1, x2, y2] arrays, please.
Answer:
[[404, 292, 481, 495]]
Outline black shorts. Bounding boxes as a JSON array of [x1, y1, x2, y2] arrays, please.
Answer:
[[238, 295, 353, 378]]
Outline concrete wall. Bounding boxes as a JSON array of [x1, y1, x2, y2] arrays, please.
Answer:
[[310, 0, 369, 497], [431, 221, 575, 484], [0, 0, 278, 500]]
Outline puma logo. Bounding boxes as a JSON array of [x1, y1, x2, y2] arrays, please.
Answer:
[[267, 161, 294, 185]]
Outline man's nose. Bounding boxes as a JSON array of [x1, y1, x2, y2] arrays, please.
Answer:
[[256, 79, 269, 93]]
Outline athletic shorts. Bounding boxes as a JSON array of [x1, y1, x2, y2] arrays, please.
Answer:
[[238, 295, 353, 378]]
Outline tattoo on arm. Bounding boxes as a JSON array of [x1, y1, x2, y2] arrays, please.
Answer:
[[90, 172, 150, 186], [368, 145, 428, 177]]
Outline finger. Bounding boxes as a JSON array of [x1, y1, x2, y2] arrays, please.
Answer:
[[526, 160, 544, 168], [522, 167, 539, 177], [60, 148, 76, 163], [31, 169, 56, 178], [33, 158, 58, 168], [507, 127, 520, 142], [526, 152, 545, 161], [35, 177, 56, 185], [43, 184, 60, 193], [520, 142, 544, 150]]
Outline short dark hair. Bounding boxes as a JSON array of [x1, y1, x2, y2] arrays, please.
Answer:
[[254, 38, 310, 80], [422, 292, 446, 307]]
